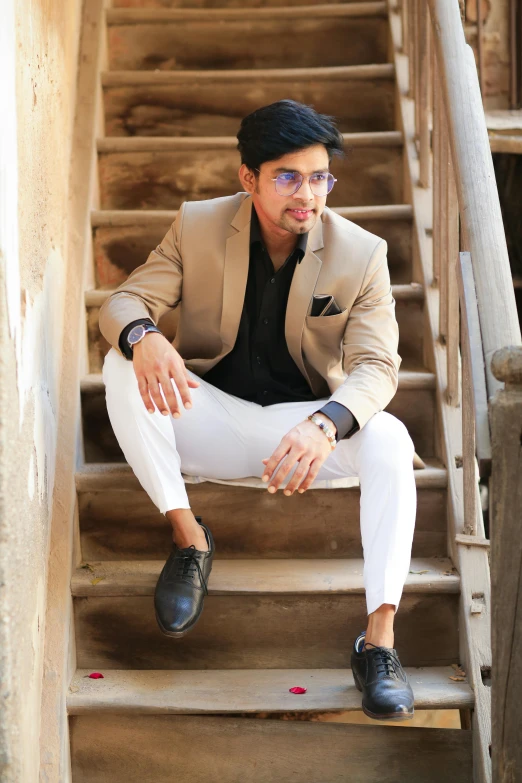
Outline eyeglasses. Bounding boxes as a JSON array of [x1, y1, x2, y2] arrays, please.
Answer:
[[255, 168, 337, 197]]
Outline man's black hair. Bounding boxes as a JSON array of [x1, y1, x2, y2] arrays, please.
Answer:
[[236, 99, 345, 172]]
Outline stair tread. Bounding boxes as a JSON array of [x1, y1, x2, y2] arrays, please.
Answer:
[[106, 2, 387, 23], [75, 457, 447, 492], [102, 63, 395, 85], [97, 130, 402, 153], [91, 204, 413, 227], [67, 665, 473, 714], [86, 282, 423, 308], [81, 368, 435, 395], [71, 556, 459, 596]]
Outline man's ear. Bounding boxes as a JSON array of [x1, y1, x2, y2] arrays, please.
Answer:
[[238, 164, 257, 194]]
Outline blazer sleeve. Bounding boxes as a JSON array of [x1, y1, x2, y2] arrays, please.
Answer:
[[98, 202, 186, 353], [327, 238, 402, 430]]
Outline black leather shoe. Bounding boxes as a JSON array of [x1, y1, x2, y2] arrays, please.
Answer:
[[351, 630, 415, 721], [154, 515, 214, 638]]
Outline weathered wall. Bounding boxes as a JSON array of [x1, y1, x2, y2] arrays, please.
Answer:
[[0, 0, 82, 780], [464, 0, 511, 109]]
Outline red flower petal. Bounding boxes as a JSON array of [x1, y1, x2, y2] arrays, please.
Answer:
[[88, 672, 104, 679], [289, 686, 307, 694]]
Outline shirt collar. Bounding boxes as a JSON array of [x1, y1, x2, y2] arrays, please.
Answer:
[[250, 204, 308, 263]]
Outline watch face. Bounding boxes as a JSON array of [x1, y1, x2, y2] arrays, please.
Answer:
[[127, 325, 147, 345]]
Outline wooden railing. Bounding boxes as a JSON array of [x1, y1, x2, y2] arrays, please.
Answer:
[[396, 0, 522, 780]]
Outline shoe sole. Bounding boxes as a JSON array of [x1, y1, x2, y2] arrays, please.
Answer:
[[353, 668, 415, 721]]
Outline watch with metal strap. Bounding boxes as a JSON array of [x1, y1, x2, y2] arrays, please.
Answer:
[[307, 413, 337, 450], [127, 323, 163, 350]]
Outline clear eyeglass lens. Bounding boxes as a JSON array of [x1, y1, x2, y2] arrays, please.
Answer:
[[275, 172, 335, 197]]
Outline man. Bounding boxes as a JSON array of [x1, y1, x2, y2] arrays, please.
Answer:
[[100, 100, 417, 721]]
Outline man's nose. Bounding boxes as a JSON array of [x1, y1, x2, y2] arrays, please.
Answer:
[[293, 177, 314, 202]]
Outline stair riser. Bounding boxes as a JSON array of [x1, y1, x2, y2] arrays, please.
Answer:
[[74, 592, 459, 669], [97, 147, 404, 210], [92, 217, 412, 288], [108, 18, 387, 72], [78, 484, 447, 560], [70, 715, 473, 783], [104, 77, 396, 137], [81, 385, 435, 463], [87, 298, 423, 374]]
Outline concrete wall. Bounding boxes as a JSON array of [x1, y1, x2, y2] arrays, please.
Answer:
[[0, 0, 82, 779]]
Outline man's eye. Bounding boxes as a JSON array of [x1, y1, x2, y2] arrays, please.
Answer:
[[278, 173, 298, 182], [312, 174, 327, 182]]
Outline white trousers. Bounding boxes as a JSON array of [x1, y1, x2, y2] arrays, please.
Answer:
[[102, 347, 417, 616]]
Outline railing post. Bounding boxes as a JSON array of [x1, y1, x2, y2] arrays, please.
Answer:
[[490, 346, 522, 781]]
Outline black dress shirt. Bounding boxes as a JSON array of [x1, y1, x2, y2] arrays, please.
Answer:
[[119, 206, 360, 441]]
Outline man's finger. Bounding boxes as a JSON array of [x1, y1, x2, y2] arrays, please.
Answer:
[[137, 378, 155, 414], [283, 458, 312, 495], [267, 449, 302, 492], [148, 380, 170, 416], [158, 373, 181, 417], [297, 459, 322, 493]]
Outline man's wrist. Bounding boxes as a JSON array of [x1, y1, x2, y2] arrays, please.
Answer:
[[311, 412, 337, 436]]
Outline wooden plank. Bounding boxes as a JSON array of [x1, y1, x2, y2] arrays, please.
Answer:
[[75, 457, 448, 492], [97, 130, 404, 152], [388, 7, 493, 781], [490, 347, 522, 782], [74, 592, 460, 669], [76, 464, 447, 562], [107, 15, 388, 72], [455, 534, 490, 549], [102, 63, 396, 85], [417, 0, 430, 188], [71, 557, 460, 597], [456, 251, 492, 477], [67, 666, 474, 714], [106, 2, 388, 22], [86, 282, 424, 308], [81, 369, 434, 395], [91, 204, 413, 227], [97, 144, 404, 210], [70, 714, 473, 783]]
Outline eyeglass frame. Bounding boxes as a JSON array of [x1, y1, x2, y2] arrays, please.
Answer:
[[253, 167, 338, 197]]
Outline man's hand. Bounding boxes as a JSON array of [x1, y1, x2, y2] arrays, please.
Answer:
[[261, 414, 336, 496], [132, 332, 200, 417]]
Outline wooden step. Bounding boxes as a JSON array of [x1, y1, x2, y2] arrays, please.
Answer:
[[67, 666, 473, 714], [80, 369, 436, 463], [72, 557, 459, 596], [70, 714, 473, 783], [112, 0, 389, 7], [106, 5, 388, 72], [102, 64, 396, 137], [97, 132, 404, 211], [86, 283, 424, 374], [90, 204, 413, 288], [76, 459, 448, 561], [72, 558, 459, 670]]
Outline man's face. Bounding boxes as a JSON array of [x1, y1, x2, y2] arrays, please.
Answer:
[[240, 144, 330, 238]]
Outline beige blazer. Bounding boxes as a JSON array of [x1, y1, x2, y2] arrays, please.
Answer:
[[99, 192, 402, 430]]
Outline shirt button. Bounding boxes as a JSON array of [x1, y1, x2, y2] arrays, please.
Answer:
[[256, 356, 261, 364], [263, 390, 268, 395], [263, 318, 269, 325], [270, 278, 275, 283]]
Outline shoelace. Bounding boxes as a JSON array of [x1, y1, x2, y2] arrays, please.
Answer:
[[363, 642, 402, 678], [170, 545, 209, 595]]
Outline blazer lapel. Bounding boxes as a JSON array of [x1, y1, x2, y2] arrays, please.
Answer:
[[219, 195, 253, 351], [285, 216, 324, 381]]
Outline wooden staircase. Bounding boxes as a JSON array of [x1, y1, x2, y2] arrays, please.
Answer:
[[67, 1, 486, 780]]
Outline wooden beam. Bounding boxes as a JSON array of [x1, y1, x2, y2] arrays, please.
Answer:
[[490, 346, 522, 782]]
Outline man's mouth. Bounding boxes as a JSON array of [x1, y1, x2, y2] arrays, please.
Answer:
[[286, 208, 314, 220]]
